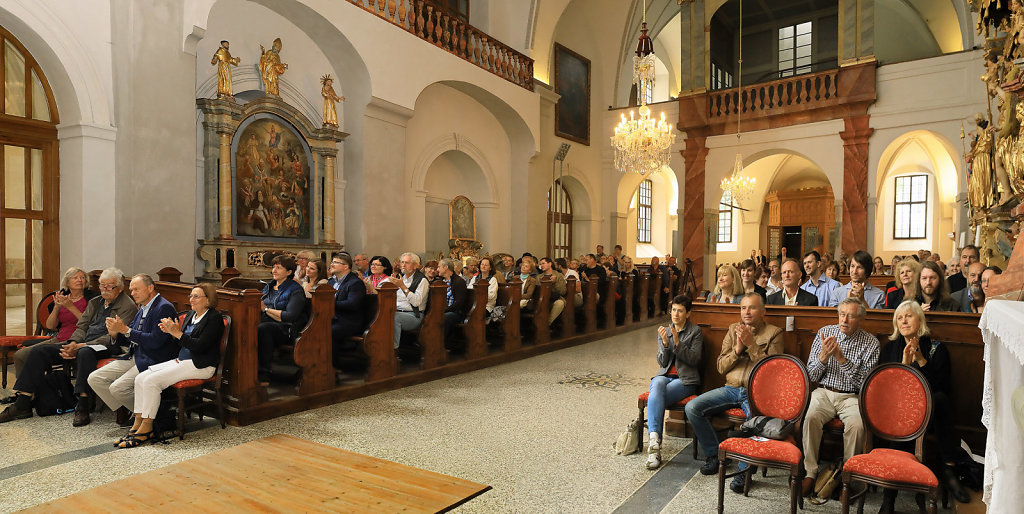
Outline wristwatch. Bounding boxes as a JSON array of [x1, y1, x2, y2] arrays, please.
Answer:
[[125, 328, 132, 337]]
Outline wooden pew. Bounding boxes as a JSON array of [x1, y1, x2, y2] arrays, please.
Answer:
[[686, 303, 986, 450], [496, 278, 522, 352], [364, 282, 398, 382], [602, 274, 618, 329], [581, 276, 598, 333], [292, 284, 334, 396], [622, 274, 634, 327], [521, 277, 551, 345], [462, 281, 488, 359], [418, 282, 447, 370], [636, 272, 649, 323], [561, 277, 577, 338]]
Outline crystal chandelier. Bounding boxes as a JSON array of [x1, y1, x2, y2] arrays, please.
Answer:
[[719, 0, 756, 203], [611, 0, 675, 176]]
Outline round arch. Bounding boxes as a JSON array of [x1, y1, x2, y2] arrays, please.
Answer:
[[410, 132, 499, 203]]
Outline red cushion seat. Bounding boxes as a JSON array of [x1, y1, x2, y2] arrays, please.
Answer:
[[0, 335, 49, 347], [172, 377, 215, 389], [96, 358, 116, 369], [724, 407, 745, 418], [844, 448, 938, 487], [718, 436, 802, 465], [637, 392, 697, 408]]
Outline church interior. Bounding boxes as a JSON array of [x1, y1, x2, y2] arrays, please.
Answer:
[[1, 0, 1024, 512]]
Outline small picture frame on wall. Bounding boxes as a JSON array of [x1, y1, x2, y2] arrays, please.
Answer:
[[554, 42, 591, 146]]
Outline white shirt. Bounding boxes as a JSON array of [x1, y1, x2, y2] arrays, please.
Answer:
[[396, 273, 428, 312]]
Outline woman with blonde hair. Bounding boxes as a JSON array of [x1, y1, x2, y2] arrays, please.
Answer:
[[885, 258, 921, 308], [706, 264, 743, 304], [45, 267, 98, 342], [877, 300, 968, 506]]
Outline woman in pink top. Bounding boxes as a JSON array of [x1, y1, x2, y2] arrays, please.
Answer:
[[45, 267, 96, 342]]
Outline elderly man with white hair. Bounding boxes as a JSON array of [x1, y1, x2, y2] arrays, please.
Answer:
[[390, 252, 430, 350]]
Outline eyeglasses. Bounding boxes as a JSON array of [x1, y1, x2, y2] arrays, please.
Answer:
[[188, 294, 206, 299], [370, 262, 383, 267], [98, 283, 120, 291]]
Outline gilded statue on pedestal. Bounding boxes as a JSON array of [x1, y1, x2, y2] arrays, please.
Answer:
[[320, 74, 344, 126], [994, 85, 1018, 206], [258, 38, 288, 96], [211, 40, 240, 99], [969, 113, 994, 214]]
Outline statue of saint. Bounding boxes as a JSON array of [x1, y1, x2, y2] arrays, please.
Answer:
[[210, 40, 240, 99], [258, 38, 288, 96], [320, 74, 344, 126], [969, 114, 994, 213], [994, 85, 1019, 206]]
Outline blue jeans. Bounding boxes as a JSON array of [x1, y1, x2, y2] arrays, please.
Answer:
[[685, 385, 751, 466], [647, 376, 698, 436]]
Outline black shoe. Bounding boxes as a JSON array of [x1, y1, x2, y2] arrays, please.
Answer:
[[730, 469, 754, 494], [72, 405, 91, 427], [943, 465, 971, 503], [0, 404, 32, 423], [0, 395, 16, 405], [700, 456, 720, 475], [115, 406, 132, 427]]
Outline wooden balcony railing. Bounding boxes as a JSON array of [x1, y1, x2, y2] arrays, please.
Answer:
[[347, 0, 534, 91], [678, 61, 876, 136]]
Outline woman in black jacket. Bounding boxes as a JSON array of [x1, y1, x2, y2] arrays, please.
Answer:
[[645, 294, 703, 470], [116, 282, 224, 448], [877, 300, 968, 508]]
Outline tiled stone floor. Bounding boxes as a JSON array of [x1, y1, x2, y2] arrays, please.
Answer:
[[0, 327, 944, 512]]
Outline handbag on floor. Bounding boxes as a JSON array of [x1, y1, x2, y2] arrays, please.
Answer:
[[808, 461, 842, 505], [33, 368, 76, 416], [613, 418, 641, 455]]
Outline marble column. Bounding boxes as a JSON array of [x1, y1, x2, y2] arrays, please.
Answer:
[[840, 115, 872, 254], [217, 130, 234, 240], [681, 136, 709, 289], [323, 153, 337, 243]]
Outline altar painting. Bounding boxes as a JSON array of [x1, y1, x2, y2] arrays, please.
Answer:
[[234, 116, 311, 239]]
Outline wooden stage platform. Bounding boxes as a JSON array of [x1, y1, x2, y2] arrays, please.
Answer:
[[24, 434, 491, 513]]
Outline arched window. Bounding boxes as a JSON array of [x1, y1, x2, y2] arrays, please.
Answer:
[[547, 180, 573, 259], [893, 174, 928, 239], [718, 190, 734, 243], [637, 179, 652, 244], [0, 26, 59, 337]]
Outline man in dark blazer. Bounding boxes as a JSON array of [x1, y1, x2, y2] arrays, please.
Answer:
[[88, 274, 177, 419], [766, 259, 819, 306], [950, 261, 985, 312], [328, 252, 367, 358], [438, 258, 469, 345]]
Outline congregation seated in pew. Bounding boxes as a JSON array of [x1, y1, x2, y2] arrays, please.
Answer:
[[327, 252, 366, 366], [256, 256, 309, 385], [391, 252, 430, 350]]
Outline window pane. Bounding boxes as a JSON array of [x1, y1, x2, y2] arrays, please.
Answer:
[[780, 49, 794, 62], [797, 22, 812, 34], [912, 176, 927, 201], [30, 282, 42, 333], [779, 26, 793, 38], [6, 283, 26, 335], [4, 41, 26, 117], [31, 219, 43, 279], [5, 145, 26, 209], [894, 178, 908, 203], [31, 148, 42, 210], [797, 33, 812, 48], [797, 45, 812, 58], [5, 218, 26, 278], [780, 37, 793, 50], [910, 203, 927, 237], [31, 69, 49, 121], [894, 204, 909, 238]]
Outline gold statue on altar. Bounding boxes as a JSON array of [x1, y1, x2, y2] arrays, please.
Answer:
[[320, 74, 344, 126], [968, 113, 994, 213], [258, 38, 288, 96], [211, 40, 240, 99]]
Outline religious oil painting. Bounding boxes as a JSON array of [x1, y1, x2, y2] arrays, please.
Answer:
[[234, 115, 311, 239], [449, 195, 476, 241], [554, 42, 591, 146]]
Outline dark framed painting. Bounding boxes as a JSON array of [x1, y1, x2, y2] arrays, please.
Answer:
[[232, 113, 313, 241], [554, 42, 591, 145]]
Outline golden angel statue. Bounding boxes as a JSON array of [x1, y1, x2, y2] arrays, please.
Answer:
[[210, 40, 240, 98], [968, 113, 994, 212], [320, 74, 344, 126], [258, 38, 288, 96]]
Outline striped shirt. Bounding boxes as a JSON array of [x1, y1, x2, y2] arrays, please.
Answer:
[[806, 324, 879, 393]]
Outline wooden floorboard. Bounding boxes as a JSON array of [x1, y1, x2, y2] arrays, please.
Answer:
[[23, 434, 491, 513]]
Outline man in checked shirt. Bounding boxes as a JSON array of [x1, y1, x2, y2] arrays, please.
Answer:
[[800, 297, 880, 497]]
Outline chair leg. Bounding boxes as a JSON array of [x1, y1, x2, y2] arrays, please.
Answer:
[[1, 348, 9, 389], [762, 466, 768, 477], [789, 474, 798, 514], [717, 458, 727, 514], [743, 467, 752, 496], [928, 489, 937, 514], [216, 389, 225, 429], [636, 404, 646, 449], [177, 390, 186, 441], [840, 478, 850, 514]]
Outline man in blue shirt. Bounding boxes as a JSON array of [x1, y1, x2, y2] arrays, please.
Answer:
[[828, 251, 886, 309], [800, 251, 839, 306]]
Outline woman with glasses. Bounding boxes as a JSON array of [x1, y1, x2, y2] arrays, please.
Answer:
[[116, 282, 224, 447], [362, 256, 393, 294]]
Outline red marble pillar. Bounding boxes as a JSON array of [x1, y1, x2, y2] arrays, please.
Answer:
[[682, 136, 709, 290], [839, 115, 872, 254]]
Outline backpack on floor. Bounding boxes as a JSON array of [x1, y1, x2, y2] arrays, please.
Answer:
[[33, 368, 76, 416]]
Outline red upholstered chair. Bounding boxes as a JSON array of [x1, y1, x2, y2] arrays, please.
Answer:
[[840, 363, 937, 514], [170, 313, 231, 439], [0, 292, 57, 388], [636, 392, 699, 458], [717, 354, 811, 514]]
